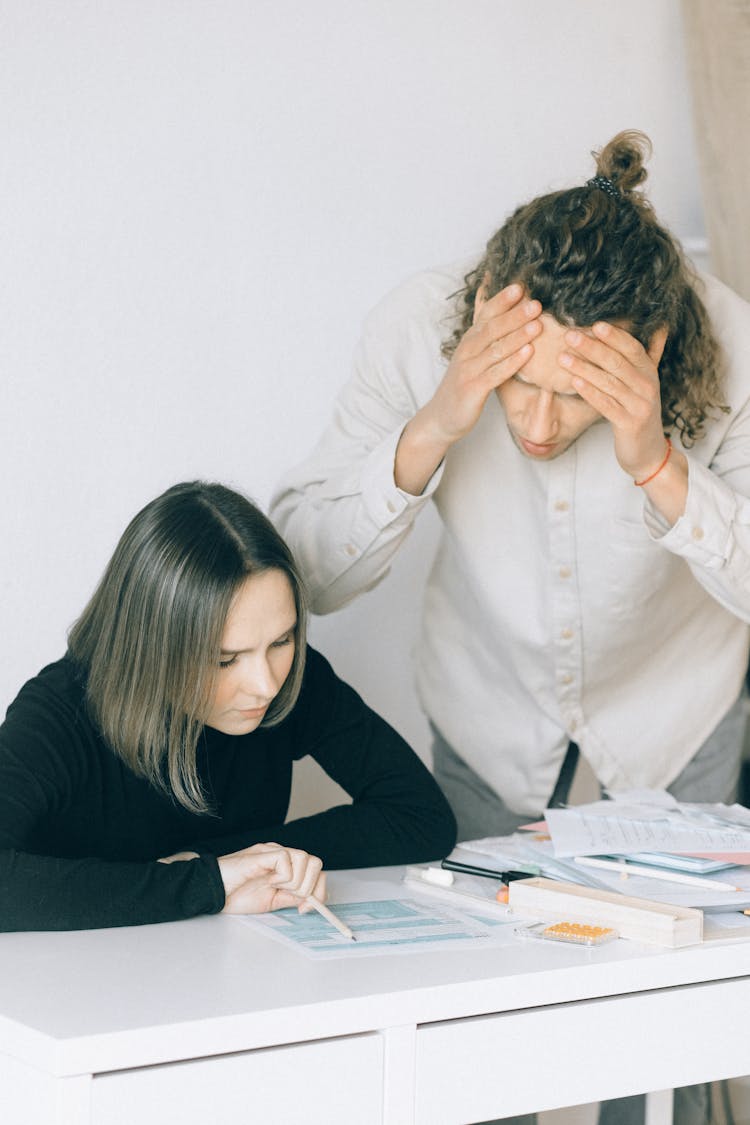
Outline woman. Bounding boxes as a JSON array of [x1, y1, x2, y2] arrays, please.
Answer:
[[0, 481, 456, 931]]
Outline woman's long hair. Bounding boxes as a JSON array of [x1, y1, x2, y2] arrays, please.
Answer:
[[68, 481, 307, 814], [443, 130, 728, 445]]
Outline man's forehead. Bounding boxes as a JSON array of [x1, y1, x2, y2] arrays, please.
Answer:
[[516, 314, 595, 395], [514, 370, 582, 397]]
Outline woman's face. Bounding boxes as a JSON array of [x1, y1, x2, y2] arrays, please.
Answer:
[[204, 569, 297, 735]]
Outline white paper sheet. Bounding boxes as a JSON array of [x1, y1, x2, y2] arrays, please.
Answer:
[[544, 796, 750, 859]]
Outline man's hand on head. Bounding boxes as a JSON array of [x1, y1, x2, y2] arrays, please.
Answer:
[[430, 283, 543, 448], [394, 284, 542, 496], [559, 322, 688, 524], [559, 322, 669, 481]]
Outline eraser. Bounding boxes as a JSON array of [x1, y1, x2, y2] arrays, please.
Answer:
[[422, 866, 455, 887]]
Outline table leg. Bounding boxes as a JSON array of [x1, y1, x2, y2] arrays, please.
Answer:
[[644, 1088, 673, 1125]]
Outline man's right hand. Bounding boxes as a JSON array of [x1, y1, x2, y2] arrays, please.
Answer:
[[394, 284, 542, 495]]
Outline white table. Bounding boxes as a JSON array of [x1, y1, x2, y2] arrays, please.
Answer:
[[2, 866, 750, 1125]]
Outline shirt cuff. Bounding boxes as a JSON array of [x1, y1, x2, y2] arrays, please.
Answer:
[[643, 457, 736, 569], [360, 427, 444, 530]]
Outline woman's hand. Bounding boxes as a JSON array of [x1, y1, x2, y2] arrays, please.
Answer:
[[217, 842, 327, 915]]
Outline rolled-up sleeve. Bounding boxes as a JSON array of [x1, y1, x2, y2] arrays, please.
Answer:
[[272, 270, 456, 611]]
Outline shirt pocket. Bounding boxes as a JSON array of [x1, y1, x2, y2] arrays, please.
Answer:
[[602, 517, 679, 622]]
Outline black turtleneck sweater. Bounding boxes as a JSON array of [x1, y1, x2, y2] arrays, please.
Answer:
[[0, 647, 456, 931]]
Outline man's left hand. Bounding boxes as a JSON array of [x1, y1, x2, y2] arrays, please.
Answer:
[[560, 322, 669, 481]]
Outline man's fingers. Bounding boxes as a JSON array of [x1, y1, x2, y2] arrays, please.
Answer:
[[469, 298, 541, 352], [568, 376, 623, 423], [647, 325, 669, 365], [481, 342, 534, 389], [562, 327, 657, 400], [561, 351, 630, 398], [563, 329, 630, 375], [463, 288, 540, 357], [473, 282, 525, 325], [589, 321, 668, 376], [487, 321, 541, 364], [591, 320, 647, 359], [462, 312, 540, 381]]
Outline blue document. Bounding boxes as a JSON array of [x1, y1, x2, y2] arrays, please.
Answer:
[[239, 897, 512, 959]]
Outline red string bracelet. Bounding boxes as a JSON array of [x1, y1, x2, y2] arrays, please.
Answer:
[[634, 438, 672, 487]]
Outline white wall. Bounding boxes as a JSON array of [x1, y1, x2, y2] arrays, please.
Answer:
[[0, 0, 705, 808]]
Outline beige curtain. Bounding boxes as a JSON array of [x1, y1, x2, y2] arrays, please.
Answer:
[[682, 0, 750, 301], [684, 18, 750, 1125]]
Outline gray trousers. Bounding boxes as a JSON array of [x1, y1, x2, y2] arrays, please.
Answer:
[[431, 688, 748, 1125]]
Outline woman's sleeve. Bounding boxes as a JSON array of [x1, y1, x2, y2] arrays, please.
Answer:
[[194, 649, 457, 868], [0, 680, 225, 932], [0, 849, 224, 932]]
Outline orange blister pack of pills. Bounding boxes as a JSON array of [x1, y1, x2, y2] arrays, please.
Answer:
[[519, 920, 618, 946]]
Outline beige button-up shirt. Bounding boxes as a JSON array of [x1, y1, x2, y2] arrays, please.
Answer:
[[272, 263, 750, 815]]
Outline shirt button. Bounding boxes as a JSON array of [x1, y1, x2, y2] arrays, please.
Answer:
[[560, 673, 574, 685], [344, 543, 358, 557], [691, 526, 705, 541], [569, 719, 578, 733], [554, 500, 570, 512], [558, 566, 572, 579], [560, 628, 574, 640], [386, 500, 397, 513]]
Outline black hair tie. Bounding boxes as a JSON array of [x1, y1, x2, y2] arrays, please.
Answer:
[[587, 174, 620, 200]]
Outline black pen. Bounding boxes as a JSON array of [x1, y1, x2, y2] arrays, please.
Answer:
[[440, 859, 540, 882]]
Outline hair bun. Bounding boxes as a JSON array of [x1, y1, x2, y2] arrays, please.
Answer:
[[593, 129, 651, 193]]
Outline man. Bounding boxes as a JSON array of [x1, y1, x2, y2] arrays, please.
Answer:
[[273, 131, 749, 848], [271, 126, 750, 1125]]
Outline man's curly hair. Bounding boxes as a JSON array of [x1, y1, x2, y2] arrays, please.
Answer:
[[442, 130, 728, 445]]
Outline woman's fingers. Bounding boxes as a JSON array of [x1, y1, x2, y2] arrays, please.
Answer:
[[271, 848, 324, 900], [296, 870, 328, 913], [217, 843, 326, 915]]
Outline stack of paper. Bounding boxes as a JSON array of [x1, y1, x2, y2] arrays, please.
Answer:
[[543, 789, 750, 862], [456, 790, 750, 914]]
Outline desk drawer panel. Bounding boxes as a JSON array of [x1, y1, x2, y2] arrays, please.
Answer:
[[415, 977, 750, 1123], [91, 1032, 383, 1125]]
